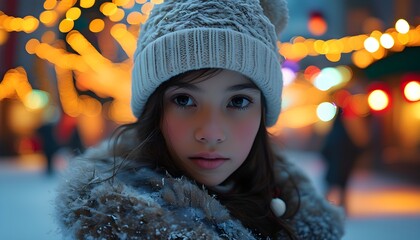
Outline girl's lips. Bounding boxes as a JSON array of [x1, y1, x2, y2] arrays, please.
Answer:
[[189, 152, 228, 160], [189, 153, 229, 169]]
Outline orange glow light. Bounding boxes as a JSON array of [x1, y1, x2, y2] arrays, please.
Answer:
[[308, 12, 327, 36]]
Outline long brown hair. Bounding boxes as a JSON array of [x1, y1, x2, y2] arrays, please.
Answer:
[[112, 68, 299, 239]]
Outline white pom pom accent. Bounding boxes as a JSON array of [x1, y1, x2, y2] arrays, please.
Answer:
[[271, 198, 286, 217]]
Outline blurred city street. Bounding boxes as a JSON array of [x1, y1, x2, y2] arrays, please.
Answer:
[[1, 0, 420, 239], [1, 151, 420, 240]]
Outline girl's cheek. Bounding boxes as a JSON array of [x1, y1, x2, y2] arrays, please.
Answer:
[[230, 118, 260, 141], [163, 114, 190, 140]]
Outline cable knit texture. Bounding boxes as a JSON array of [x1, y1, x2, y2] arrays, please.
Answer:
[[55, 143, 345, 239], [131, 0, 288, 126]]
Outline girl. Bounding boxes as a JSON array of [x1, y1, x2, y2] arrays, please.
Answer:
[[55, 0, 344, 239]]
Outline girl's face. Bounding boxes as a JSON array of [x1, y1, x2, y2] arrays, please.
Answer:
[[161, 69, 262, 186]]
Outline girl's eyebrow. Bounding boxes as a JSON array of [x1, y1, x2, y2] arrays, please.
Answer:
[[169, 82, 259, 92], [170, 83, 202, 92], [226, 83, 259, 92]]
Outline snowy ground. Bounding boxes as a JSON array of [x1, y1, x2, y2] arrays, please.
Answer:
[[0, 167, 61, 239], [1, 152, 420, 240]]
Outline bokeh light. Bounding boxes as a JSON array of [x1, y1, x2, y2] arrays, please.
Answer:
[[395, 19, 410, 34], [316, 102, 337, 122], [368, 89, 390, 111], [23, 90, 50, 110], [80, 0, 95, 8], [403, 81, 420, 102], [313, 67, 342, 91], [66, 7, 81, 21], [364, 37, 380, 53], [89, 18, 105, 33], [380, 33, 395, 49], [281, 67, 297, 86]]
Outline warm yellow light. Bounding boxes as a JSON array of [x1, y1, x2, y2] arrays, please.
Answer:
[[109, 8, 125, 22], [0, 29, 8, 45], [340, 37, 353, 53], [59, 18, 74, 33], [368, 89, 389, 111], [80, 95, 102, 116], [371, 47, 386, 60], [108, 100, 136, 123], [22, 16, 39, 33], [141, 2, 154, 15], [10, 17, 23, 32], [66, 31, 89, 52], [407, 29, 420, 46], [293, 42, 309, 60], [404, 81, 420, 102], [113, 0, 130, 6], [110, 23, 127, 38], [135, 0, 147, 4], [380, 33, 394, 49], [336, 65, 353, 83], [352, 50, 374, 69], [43, 0, 57, 10], [397, 33, 409, 45], [364, 36, 380, 53], [122, 0, 135, 9], [41, 30, 56, 43], [304, 39, 317, 56], [275, 105, 321, 129], [66, 7, 82, 20], [101, 2, 118, 16], [325, 53, 341, 62], [25, 38, 40, 54], [395, 19, 410, 34], [151, 0, 164, 4], [89, 18, 105, 33], [0, 67, 32, 101], [39, 10, 58, 26], [55, 0, 77, 11], [80, 0, 95, 8], [308, 15, 327, 36], [313, 40, 328, 54], [127, 11, 142, 25], [110, 24, 137, 58], [349, 94, 370, 117], [327, 39, 344, 54], [1, 16, 12, 32]]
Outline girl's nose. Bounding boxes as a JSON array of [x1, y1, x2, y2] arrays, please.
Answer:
[[194, 111, 226, 145]]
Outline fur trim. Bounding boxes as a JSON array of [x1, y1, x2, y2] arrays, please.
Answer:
[[55, 143, 344, 239]]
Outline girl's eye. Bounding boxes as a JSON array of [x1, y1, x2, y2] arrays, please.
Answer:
[[227, 96, 252, 109], [173, 95, 195, 107]]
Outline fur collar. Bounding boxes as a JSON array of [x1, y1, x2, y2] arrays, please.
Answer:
[[55, 143, 344, 239]]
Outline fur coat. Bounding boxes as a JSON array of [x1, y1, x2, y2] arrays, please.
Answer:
[[55, 144, 345, 239]]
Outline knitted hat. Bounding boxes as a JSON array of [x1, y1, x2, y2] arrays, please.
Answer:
[[131, 0, 288, 126]]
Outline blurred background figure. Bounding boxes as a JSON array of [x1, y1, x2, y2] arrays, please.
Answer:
[[37, 112, 84, 175], [321, 107, 369, 209], [321, 78, 371, 210]]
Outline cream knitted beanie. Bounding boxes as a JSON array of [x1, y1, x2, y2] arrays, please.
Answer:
[[131, 0, 288, 126]]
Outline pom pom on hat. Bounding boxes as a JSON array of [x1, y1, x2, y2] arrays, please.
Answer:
[[131, 0, 289, 126], [260, 0, 289, 35]]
